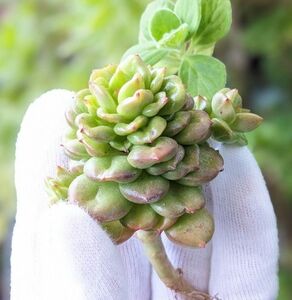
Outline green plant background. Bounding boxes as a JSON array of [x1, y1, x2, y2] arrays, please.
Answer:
[[0, 0, 291, 299]]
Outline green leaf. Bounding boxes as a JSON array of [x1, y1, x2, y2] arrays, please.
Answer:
[[155, 50, 181, 75], [174, 0, 201, 34], [159, 23, 189, 48], [179, 55, 227, 99], [123, 43, 181, 75], [139, 0, 176, 43], [193, 43, 215, 56], [150, 9, 181, 41], [122, 43, 169, 66], [194, 0, 232, 45]]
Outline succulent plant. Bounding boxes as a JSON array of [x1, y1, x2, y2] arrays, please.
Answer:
[[207, 89, 263, 145], [46, 1, 263, 298], [47, 54, 224, 246], [46, 55, 225, 298]]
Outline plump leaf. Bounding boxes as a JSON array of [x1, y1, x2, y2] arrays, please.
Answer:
[[128, 137, 179, 169], [151, 184, 205, 218], [174, 0, 201, 34], [102, 221, 134, 244], [179, 55, 227, 99], [193, 0, 232, 45], [178, 145, 224, 187], [166, 208, 214, 248], [121, 205, 161, 231], [175, 110, 212, 145], [150, 9, 181, 41], [119, 173, 170, 204], [231, 113, 263, 132]]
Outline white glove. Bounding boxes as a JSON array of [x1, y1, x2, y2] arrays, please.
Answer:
[[11, 90, 279, 300]]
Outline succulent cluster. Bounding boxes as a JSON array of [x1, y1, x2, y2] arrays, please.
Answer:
[[46, 55, 224, 247], [195, 89, 263, 145]]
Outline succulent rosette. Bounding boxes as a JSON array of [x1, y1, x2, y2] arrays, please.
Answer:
[[46, 54, 224, 247], [46, 50, 263, 298], [198, 89, 263, 145]]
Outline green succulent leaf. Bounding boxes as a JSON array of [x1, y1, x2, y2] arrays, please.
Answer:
[[143, 92, 168, 117], [121, 204, 161, 231], [179, 55, 227, 99], [211, 118, 234, 142], [127, 116, 167, 145], [164, 111, 192, 137], [231, 113, 263, 132], [166, 208, 214, 248], [175, 110, 212, 145], [149, 8, 181, 42], [119, 55, 152, 88], [68, 175, 132, 223], [178, 145, 224, 187], [118, 73, 145, 103], [114, 115, 148, 136], [153, 217, 177, 233], [151, 183, 205, 218], [119, 173, 170, 204], [160, 75, 186, 115], [193, 0, 232, 45], [62, 138, 89, 161], [102, 220, 134, 245], [128, 137, 179, 169], [150, 69, 167, 94], [84, 156, 141, 183], [117, 89, 154, 120], [147, 145, 185, 176], [211, 91, 236, 122], [162, 145, 200, 180], [89, 82, 116, 113], [109, 139, 132, 153], [174, 0, 201, 34]]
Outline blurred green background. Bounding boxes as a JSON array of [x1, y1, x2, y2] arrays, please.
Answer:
[[0, 0, 291, 299]]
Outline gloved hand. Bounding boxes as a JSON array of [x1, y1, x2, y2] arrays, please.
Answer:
[[11, 90, 279, 300]]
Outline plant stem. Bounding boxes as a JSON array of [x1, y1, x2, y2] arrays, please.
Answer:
[[136, 230, 213, 300]]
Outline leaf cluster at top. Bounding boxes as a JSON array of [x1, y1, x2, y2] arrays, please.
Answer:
[[124, 0, 232, 99]]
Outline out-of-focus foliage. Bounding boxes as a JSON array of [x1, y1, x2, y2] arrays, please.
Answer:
[[0, 0, 291, 299], [278, 268, 292, 300], [249, 112, 292, 198], [244, 7, 292, 90], [242, 4, 292, 206]]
